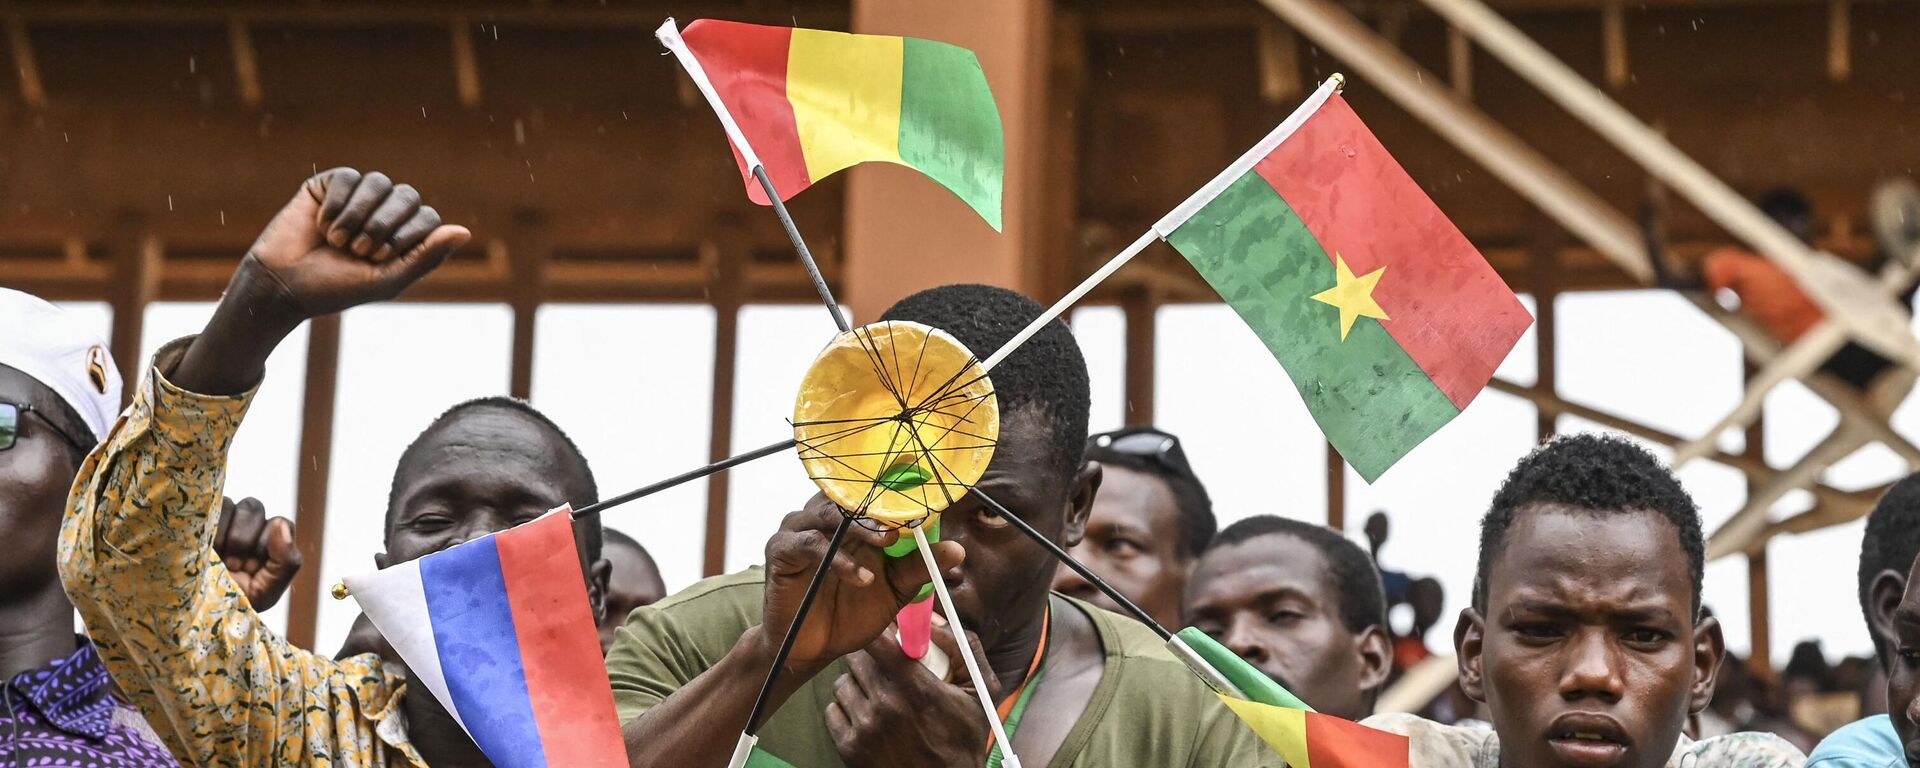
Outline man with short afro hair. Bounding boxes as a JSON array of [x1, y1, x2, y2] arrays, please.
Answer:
[[1856, 472, 1920, 663], [1805, 471, 1920, 765], [1056, 426, 1217, 629], [878, 283, 1092, 480], [610, 283, 1278, 767], [1364, 433, 1804, 768], [1471, 432, 1705, 617], [1182, 514, 1391, 721]]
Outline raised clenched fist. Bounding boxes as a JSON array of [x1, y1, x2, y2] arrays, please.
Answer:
[[172, 169, 472, 397], [242, 168, 471, 320]]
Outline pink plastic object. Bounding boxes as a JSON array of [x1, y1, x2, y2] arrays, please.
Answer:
[[896, 597, 935, 660]]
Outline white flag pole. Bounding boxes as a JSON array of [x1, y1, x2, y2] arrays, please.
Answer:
[[977, 74, 1344, 373], [912, 526, 1022, 768], [724, 734, 759, 768], [657, 17, 849, 334], [657, 17, 762, 172]]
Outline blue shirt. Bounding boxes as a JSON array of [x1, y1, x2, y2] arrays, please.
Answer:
[[1809, 715, 1907, 768], [1, 638, 179, 766]]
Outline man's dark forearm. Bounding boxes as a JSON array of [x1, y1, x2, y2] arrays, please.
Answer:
[[624, 626, 828, 768], [1641, 206, 1702, 292], [1646, 246, 1702, 291], [171, 257, 306, 396]]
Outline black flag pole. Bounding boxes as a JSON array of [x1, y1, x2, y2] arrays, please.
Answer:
[[741, 516, 852, 734], [754, 164, 850, 335], [968, 489, 1172, 640], [971, 488, 1245, 698], [655, 21, 865, 764], [572, 438, 796, 519]]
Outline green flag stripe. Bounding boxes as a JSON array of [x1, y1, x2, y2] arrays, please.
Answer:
[[898, 37, 1005, 232], [1176, 627, 1316, 711], [1165, 171, 1458, 481], [745, 747, 799, 768]]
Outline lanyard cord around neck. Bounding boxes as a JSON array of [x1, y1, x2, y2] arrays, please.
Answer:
[[984, 603, 1051, 768]]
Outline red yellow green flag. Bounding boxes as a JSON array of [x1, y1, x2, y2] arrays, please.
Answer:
[[1215, 698, 1412, 768], [1178, 628, 1410, 768], [1160, 81, 1531, 481], [665, 19, 1005, 230]]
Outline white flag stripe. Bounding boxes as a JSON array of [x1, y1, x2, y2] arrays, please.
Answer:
[[342, 561, 470, 734]]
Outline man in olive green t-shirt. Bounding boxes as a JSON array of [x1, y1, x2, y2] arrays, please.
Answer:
[[606, 285, 1277, 767]]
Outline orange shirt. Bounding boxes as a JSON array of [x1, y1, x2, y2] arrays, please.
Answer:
[[1392, 635, 1432, 672], [1703, 248, 1825, 344]]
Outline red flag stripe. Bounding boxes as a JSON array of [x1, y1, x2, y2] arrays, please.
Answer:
[[1304, 711, 1411, 768], [497, 511, 629, 767], [681, 20, 813, 204], [1254, 95, 1531, 410]]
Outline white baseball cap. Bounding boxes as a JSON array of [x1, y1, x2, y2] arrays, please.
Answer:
[[0, 288, 122, 442]]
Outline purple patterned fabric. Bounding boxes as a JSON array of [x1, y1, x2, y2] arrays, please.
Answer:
[[1, 639, 178, 766]]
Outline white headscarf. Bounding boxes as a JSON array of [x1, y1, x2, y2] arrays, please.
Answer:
[[0, 288, 122, 441]]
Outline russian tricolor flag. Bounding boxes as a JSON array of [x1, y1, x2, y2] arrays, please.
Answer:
[[343, 506, 628, 768]]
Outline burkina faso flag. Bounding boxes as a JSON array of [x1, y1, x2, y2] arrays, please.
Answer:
[[1161, 85, 1531, 481]]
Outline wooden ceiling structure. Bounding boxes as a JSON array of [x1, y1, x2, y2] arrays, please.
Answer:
[[2, 0, 1914, 663]]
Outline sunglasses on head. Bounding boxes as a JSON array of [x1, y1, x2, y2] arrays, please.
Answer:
[[0, 401, 88, 455], [1088, 427, 1197, 483]]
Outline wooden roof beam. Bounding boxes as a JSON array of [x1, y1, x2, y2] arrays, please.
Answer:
[[1705, 418, 1880, 559], [1756, 482, 1891, 542], [2, 6, 848, 28], [0, 231, 833, 304], [1255, 17, 1302, 104], [1489, 376, 1880, 524], [451, 16, 482, 108], [1601, 0, 1627, 89], [1673, 301, 1920, 470], [1252, 0, 1651, 279], [1447, 27, 1472, 97], [1827, 0, 1850, 82], [1254, 0, 1914, 555], [1083, 0, 1885, 34], [228, 18, 262, 107], [6, 16, 46, 109], [1417, 0, 1920, 367]]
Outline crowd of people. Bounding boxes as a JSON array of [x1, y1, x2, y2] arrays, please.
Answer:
[[5, 167, 1918, 766]]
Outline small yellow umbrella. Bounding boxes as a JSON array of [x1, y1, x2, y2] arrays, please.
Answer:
[[792, 320, 999, 529]]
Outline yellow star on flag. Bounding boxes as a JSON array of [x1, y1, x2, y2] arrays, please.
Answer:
[[1310, 255, 1390, 340]]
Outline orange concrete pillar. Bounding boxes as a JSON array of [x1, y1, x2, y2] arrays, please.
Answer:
[[842, 0, 1052, 316]]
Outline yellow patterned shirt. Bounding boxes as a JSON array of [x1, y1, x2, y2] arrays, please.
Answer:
[[57, 341, 426, 768]]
